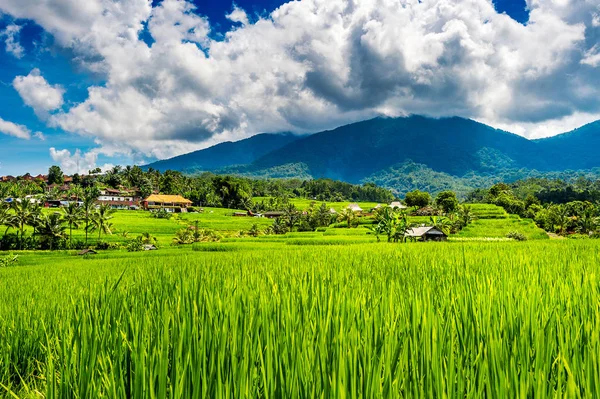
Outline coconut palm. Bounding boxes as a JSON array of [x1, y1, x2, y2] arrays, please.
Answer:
[[90, 204, 115, 240], [35, 212, 67, 250], [0, 202, 14, 235], [69, 185, 84, 203], [9, 199, 34, 249], [82, 188, 99, 243], [575, 208, 600, 236], [62, 202, 83, 246], [338, 207, 357, 228], [429, 216, 453, 235]]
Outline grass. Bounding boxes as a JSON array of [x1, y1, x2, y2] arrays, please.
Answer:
[[458, 215, 549, 240], [253, 197, 381, 212], [1, 241, 600, 397]]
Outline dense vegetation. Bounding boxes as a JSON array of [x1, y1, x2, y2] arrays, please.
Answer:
[[465, 178, 600, 237]]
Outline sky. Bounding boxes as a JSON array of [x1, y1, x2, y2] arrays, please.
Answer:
[[0, 0, 599, 176]]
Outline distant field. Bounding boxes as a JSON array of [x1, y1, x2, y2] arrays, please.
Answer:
[[0, 203, 550, 247], [252, 197, 381, 212]]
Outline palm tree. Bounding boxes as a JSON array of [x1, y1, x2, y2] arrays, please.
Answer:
[[0, 203, 14, 235], [9, 199, 34, 249], [62, 202, 83, 246], [429, 216, 453, 235], [69, 185, 84, 203], [35, 212, 67, 250], [338, 208, 357, 228], [576, 209, 600, 236], [82, 188, 99, 243], [90, 204, 115, 241]]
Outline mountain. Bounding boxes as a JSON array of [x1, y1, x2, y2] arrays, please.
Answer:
[[145, 132, 299, 172], [535, 121, 600, 170], [145, 116, 600, 195], [250, 116, 548, 182]]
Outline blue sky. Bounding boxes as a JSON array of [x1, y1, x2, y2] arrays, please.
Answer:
[[2, 0, 598, 176]]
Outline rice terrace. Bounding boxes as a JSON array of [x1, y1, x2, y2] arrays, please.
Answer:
[[2, 0, 600, 397]]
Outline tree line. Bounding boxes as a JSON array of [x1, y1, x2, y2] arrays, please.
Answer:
[[0, 187, 114, 250]]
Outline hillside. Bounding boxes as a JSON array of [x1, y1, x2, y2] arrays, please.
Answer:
[[145, 132, 299, 172], [251, 116, 547, 182], [535, 121, 600, 170]]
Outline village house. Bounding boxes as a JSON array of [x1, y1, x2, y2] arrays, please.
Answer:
[[0, 176, 16, 183], [97, 188, 141, 210], [263, 211, 286, 219], [347, 203, 363, 212], [390, 201, 407, 209], [405, 226, 448, 242], [142, 194, 192, 213]]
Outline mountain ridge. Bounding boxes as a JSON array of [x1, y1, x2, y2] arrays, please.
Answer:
[[145, 116, 600, 193]]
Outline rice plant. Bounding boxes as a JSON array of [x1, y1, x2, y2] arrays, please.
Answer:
[[1, 241, 599, 397]]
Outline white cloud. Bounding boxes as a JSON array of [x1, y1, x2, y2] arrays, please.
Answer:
[[0, 23, 24, 58], [34, 131, 46, 140], [49, 147, 113, 174], [0, 117, 31, 139], [1, 0, 600, 160], [13, 69, 65, 118], [227, 5, 249, 26]]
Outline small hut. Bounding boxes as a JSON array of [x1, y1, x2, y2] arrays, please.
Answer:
[[405, 226, 447, 242], [78, 249, 97, 256], [347, 203, 363, 212]]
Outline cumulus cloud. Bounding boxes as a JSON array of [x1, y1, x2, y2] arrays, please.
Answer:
[[13, 69, 65, 118], [49, 147, 113, 174], [0, 23, 24, 58], [1, 0, 600, 159], [0, 117, 31, 139], [227, 5, 249, 26]]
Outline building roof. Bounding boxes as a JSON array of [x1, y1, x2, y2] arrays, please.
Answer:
[[144, 194, 192, 204], [347, 203, 363, 211], [405, 226, 446, 237], [390, 201, 407, 209]]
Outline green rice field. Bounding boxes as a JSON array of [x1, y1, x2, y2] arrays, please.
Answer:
[[1, 240, 600, 397]]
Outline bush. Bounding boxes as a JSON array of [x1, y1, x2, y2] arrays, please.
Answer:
[[412, 206, 440, 217], [0, 234, 39, 251], [153, 208, 173, 219], [316, 227, 327, 232], [0, 254, 18, 267], [95, 241, 111, 250], [126, 237, 144, 252], [506, 231, 527, 241], [67, 240, 88, 250]]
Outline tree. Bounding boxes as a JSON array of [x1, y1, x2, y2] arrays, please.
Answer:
[[337, 208, 357, 228], [456, 205, 475, 230], [0, 203, 14, 235], [374, 207, 410, 243], [82, 187, 100, 243], [9, 199, 35, 249], [62, 202, 83, 246], [47, 165, 64, 186], [283, 204, 302, 230], [575, 207, 600, 236], [429, 216, 453, 235], [405, 190, 431, 208], [90, 204, 115, 240], [69, 185, 84, 202], [35, 212, 67, 250], [435, 191, 459, 214]]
